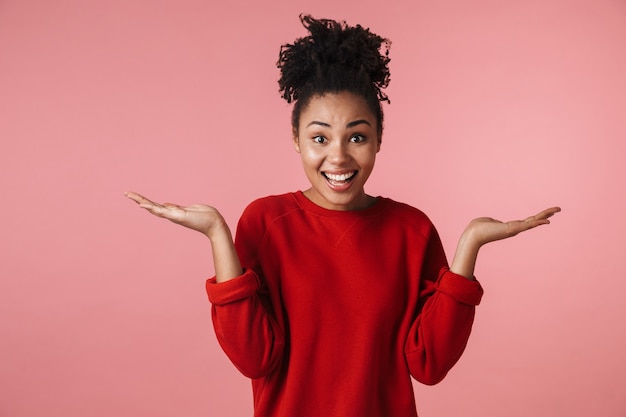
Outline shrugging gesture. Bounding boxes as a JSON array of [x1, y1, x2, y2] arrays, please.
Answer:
[[123, 13, 563, 417], [451, 206, 561, 279], [125, 191, 242, 282]]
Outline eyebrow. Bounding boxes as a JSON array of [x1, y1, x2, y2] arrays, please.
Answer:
[[306, 119, 372, 129]]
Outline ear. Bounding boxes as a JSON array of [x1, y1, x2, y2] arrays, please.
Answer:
[[376, 134, 382, 153], [293, 128, 301, 153]]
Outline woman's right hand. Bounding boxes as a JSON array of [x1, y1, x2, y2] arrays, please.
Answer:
[[125, 191, 243, 282], [125, 191, 228, 239]]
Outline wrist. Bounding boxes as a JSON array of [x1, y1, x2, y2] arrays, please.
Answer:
[[458, 228, 482, 253], [204, 217, 231, 241], [450, 232, 481, 279]]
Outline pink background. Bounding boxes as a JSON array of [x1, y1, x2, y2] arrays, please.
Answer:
[[1, 0, 625, 416]]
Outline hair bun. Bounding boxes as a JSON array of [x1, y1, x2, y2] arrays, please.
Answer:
[[278, 14, 391, 103]]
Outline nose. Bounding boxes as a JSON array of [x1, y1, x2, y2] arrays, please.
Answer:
[[328, 140, 350, 164]]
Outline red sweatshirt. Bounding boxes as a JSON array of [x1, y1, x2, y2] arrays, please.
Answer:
[[206, 191, 483, 417]]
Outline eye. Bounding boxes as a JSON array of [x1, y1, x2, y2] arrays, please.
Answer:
[[350, 134, 365, 143], [313, 135, 327, 144]]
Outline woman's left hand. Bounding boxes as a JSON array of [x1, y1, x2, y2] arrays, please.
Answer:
[[450, 206, 561, 279], [464, 206, 561, 247]]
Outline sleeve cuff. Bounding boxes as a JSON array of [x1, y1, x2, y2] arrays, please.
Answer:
[[205, 269, 260, 305], [435, 267, 484, 306]]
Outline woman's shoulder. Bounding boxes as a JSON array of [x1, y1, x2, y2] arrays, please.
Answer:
[[381, 197, 436, 233], [240, 192, 301, 221], [382, 198, 429, 219], [236, 192, 307, 243]]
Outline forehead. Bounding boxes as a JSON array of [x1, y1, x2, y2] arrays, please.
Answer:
[[300, 92, 376, 127]]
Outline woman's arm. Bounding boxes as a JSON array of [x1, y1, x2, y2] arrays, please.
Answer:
[[126, 191, 284, 378], [450, 206, 561, 279], [125, 191, 243, 282]]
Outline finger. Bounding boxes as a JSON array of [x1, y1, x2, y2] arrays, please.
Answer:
[[539, 206, 560, 217], [525, 219, 551, 229], [523, 207, 559, 222], [542, 206, 561, 218], [125, 191, 157, 207], [518, 214, 555, 231], [124, 191, 145, 203], [137, 198, 165, 212], [139, 202, 164, 213]]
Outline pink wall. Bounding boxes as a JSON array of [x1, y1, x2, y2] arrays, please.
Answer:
[[1, 0, 625, 416]]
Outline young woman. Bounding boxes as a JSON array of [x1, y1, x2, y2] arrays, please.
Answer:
[[126, 15, 559, 417]]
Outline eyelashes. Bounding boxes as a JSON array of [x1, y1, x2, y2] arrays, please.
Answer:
[[350, 134, 365, 143], [310, 134, 367, 144]]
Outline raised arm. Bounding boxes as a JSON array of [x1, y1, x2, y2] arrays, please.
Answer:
[[125, 191, 242, 282], [450, 206, 561, 279]]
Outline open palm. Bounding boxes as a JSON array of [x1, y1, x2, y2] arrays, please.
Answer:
[[125, 191, 226, 237], [466, 207, 561, 246]]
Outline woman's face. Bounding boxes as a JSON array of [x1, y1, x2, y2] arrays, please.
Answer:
[[294, 91, 381, 211]]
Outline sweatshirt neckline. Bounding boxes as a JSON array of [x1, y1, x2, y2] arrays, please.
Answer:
[[292, 190, 386, 218]]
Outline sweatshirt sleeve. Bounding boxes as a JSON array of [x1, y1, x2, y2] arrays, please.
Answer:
[[205, 201, 285, 379], [404, 226, 484, 385]]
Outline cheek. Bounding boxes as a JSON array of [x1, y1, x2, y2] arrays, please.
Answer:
[[357, 149, 378, 169], [300, 147, 323, 168]]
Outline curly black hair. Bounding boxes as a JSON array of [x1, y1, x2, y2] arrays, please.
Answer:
[[277, 14, 391, 135]]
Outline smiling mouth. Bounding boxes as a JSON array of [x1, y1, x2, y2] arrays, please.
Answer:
[[322, 171, 357, 186]]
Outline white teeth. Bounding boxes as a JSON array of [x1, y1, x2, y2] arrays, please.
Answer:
[[324, 172, 355, 181]]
